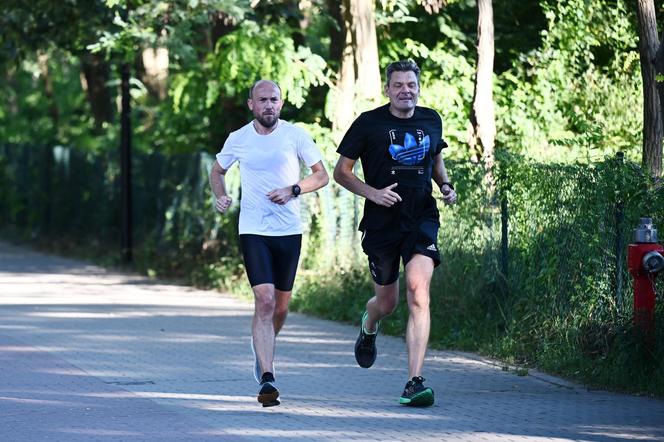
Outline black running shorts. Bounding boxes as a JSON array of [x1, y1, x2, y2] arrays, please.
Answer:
[[361, 220, 441, 286], [239, 234, 302, 291]]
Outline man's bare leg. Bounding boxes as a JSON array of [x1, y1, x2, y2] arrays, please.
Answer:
[[404, 254, 434, 378], [364, 281, 399, 332], [355, 279, 400, 368], [273, 289, 292, 335], [252, 283, 276, 377]]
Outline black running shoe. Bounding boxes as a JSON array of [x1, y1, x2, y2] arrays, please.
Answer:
[[399, 376, 434, 407], [354, 311, 379, 368], [257, 372, 280, 406]]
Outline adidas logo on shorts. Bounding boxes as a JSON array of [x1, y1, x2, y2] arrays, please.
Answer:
[[426, 244, 437, 252]]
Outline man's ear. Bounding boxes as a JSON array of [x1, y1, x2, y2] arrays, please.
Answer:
[[247, 98, 253, 111]]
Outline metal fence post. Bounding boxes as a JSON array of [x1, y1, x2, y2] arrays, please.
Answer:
[[614, 151, 625, 310], [120, 60, 133, 263], [500, 180, 509, 296]]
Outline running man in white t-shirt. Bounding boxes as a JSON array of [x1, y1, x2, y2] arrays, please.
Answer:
[[209, 80, 329, 407]]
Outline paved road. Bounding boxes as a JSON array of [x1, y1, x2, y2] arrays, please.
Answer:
[[0, 241, 663, 441]]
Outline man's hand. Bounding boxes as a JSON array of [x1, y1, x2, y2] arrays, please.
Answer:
[[441, 185, 457, 206], [215, 195, 233, 213], [267, 187, 293, 205], [369, 183, 402, 207]]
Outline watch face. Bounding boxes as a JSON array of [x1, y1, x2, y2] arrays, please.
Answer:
[[292, 184, 301, 196]]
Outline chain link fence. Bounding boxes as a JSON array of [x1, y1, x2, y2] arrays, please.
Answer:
[[1, 144, 663, 389]]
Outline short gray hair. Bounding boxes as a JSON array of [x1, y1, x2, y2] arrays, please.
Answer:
[[385, 60, 421, 87]]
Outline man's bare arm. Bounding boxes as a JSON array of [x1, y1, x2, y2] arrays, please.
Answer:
[[432, 153, 456, 205], [209, 161, 232, 212]]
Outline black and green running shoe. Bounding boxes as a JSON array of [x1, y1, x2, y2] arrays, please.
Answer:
[[399, 376, 434, 407], [257, 372, 280, 407], [354, 311, 380, 368]]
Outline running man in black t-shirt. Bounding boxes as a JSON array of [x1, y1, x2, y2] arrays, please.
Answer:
[[333, 60, 457, 407]]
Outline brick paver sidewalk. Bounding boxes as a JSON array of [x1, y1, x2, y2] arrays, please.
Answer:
[[1, 241, 663, 441]]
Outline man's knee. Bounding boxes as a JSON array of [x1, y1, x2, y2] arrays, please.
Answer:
[[405, 257, 433, 311], [406, 277, 430, 296], [253, 285, 276, 318], [407, 288, 430, 313], [274, 304, 289, 320], [379, 295, 399, 314], [375, 284, 399, 314]]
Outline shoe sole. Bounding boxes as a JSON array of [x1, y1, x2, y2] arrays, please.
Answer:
[[258, 390, 280, 404], [261, 399, 280, 407], [399, 388, 434, 407]]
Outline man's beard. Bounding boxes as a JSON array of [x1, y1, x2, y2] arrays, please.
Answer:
[[255, 113, 278, 129]]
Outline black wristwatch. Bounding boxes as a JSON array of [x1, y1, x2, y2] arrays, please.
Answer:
[[291, 184, 301, 197]]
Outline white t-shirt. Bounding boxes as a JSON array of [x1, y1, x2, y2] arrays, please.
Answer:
[[216, 119, 322, 236]]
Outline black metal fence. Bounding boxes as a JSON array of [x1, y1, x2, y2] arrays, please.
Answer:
[[1, 145, 663, 362]]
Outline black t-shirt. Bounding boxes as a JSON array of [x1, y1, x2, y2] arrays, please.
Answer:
[[337, 104, 447, 232]]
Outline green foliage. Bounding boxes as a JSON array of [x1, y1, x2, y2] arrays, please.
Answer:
[[2, 0, 646, 163], [88, 0, 249, 60], [2, 0, 662, 396], [208, 21, 330, 109], [0, 0, 113, 64], [0, 52, 118, 155], [491, 154, 664, 394], [495, 0, 642, 162], [155, 18, 331, 148], [377, 3, 475, 157], [290, 268, 374, 323]]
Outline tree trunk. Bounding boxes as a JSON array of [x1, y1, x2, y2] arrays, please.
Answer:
[[331, 0, 381, 134], [655, 30, 664, 134], [327, 0, 344, 66], [469, 0, 496, 189], [283, 0, 306, 47], [209, 12, 243, 140], [332, 0, 358, 133], [141, 47, 169, 100], [37, 52, 60, 133], [350, 0, 381, 102], [80, 52, 113, 131], [655, 30, 664, 73], [636, 0, 663, 177]]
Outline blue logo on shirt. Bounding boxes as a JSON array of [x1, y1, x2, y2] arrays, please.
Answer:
[[389, 132, 430, 166]]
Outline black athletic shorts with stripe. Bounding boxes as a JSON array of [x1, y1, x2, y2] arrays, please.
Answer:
[[361, 220, 441, 286], [240, 234, 302, 291]]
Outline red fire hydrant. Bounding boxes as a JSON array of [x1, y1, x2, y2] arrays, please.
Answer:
[[627, 217, 664, 344]]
